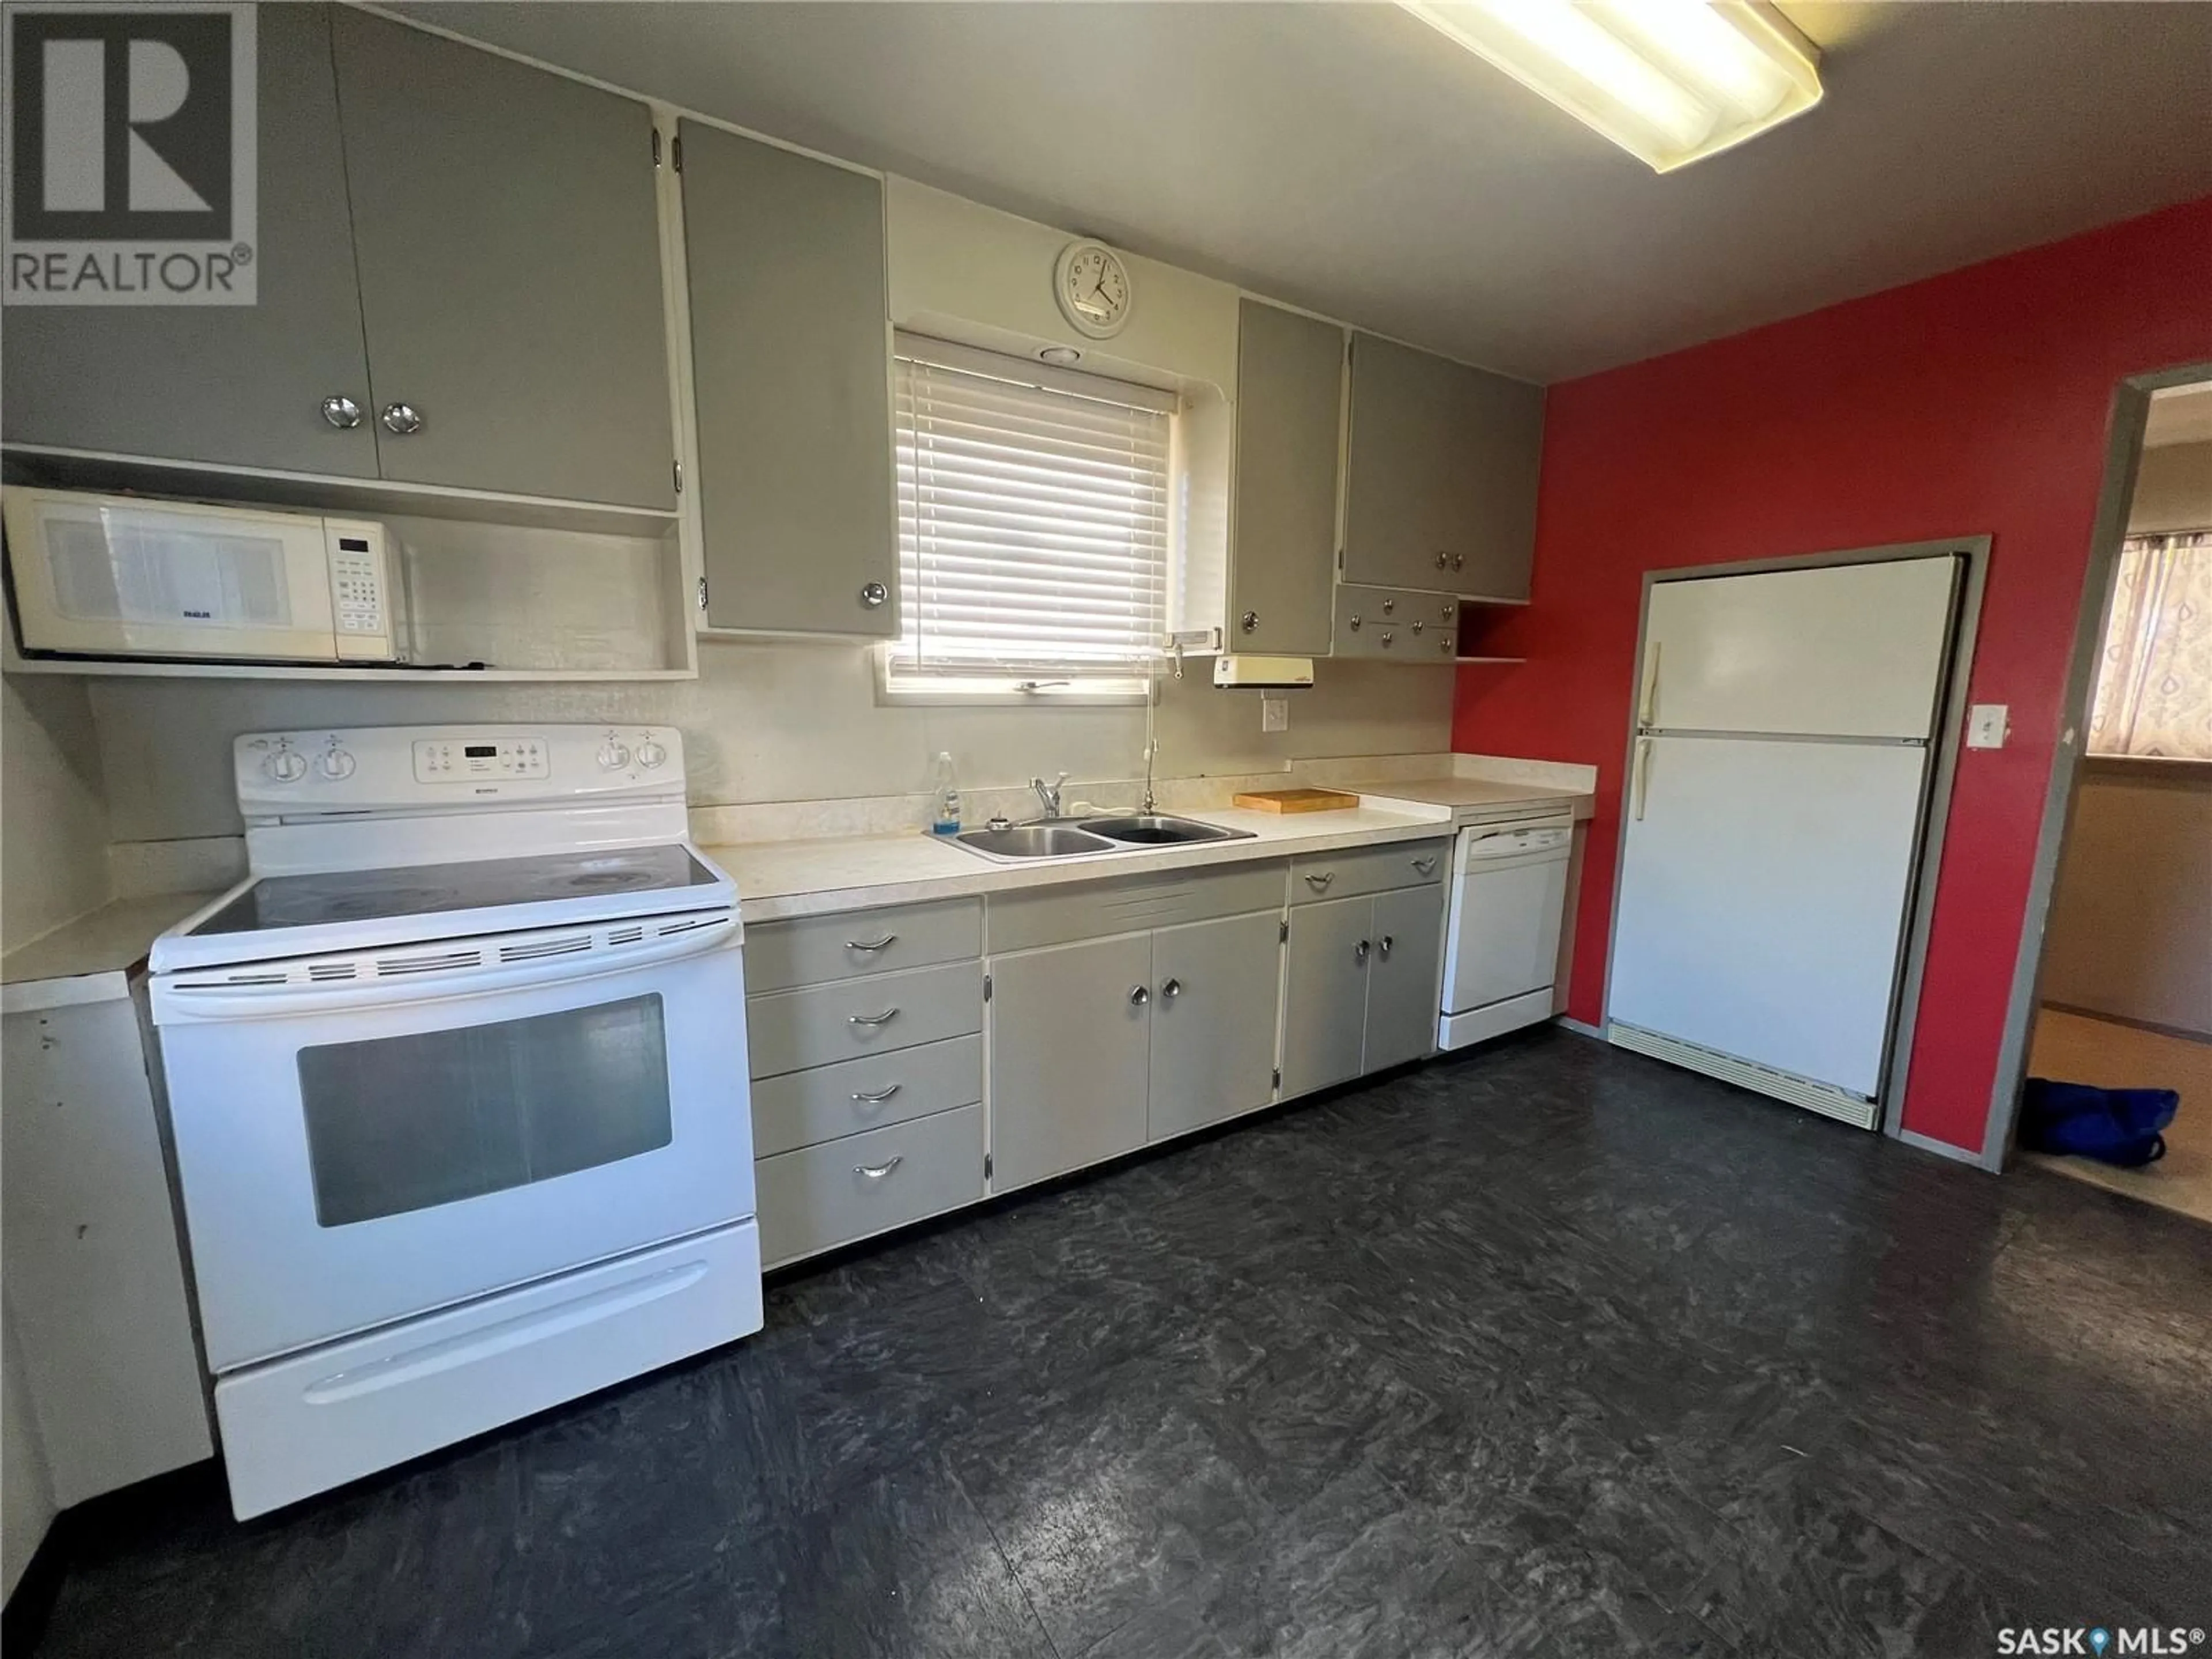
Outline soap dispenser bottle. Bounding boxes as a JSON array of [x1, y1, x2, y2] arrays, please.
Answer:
[[929, 751, 962, 836]]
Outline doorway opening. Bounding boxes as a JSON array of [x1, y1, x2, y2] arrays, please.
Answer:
[[2008, 373, 2212, 1220]]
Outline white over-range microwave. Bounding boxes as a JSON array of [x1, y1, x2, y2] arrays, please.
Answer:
[[2, 488, 396, 664]]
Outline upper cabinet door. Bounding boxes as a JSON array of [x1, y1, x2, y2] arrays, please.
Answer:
[[331, 12, 674, 508], [681, 123, 895, 636], [1229, 300, 1344, 656], [1342, 334, 1543, 599], [1, 6, 374, 477]]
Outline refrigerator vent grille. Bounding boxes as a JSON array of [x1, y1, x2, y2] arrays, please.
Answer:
[[1605, 1022, 1879, 1131]]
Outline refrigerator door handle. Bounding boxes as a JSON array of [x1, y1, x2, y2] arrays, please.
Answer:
[[1632, 736, 1654, 821], [1638, 641, 1661, 729]]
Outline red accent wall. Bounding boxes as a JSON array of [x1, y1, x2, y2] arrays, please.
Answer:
[[1452, 196, 2212, 1157]]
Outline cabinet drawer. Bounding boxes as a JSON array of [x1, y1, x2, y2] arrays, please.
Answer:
[[747, 963, 982, 1078], [1290, 839, 1449, 904], [744, 899, 980, 994], [756, 1104, 984, 1268], [986, 861, 1286, 954], [1332, 585, 1461, 662], [751, 1035, 983, 1158]]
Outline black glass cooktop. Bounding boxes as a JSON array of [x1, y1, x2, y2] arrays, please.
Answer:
[[188, 844, 720, 937]]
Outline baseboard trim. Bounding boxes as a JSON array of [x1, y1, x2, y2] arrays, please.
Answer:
[[1552, 1015, 1606, 1040], [2040, 1002, 2212, 1048]]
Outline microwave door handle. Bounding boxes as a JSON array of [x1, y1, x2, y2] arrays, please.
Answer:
[[154, 914, 740, 1022]]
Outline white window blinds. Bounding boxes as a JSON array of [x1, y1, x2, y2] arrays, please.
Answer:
[[893, 344, 1172, 683]]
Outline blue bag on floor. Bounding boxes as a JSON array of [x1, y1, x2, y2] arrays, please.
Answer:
[[2019, 1078, 2179, 1167]]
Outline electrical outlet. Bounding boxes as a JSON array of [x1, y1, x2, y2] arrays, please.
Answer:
[[1261, 695, 1289, 733], [1966, 704, 2009, 749]]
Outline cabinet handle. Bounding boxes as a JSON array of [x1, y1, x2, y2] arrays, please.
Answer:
[[1161, 977, 1183, 1001], [1412, 855, 1438, 874], [1452, 553, 1466, 571], [1440, 635, 1455, 655], [1129, 985, 1150, 1006], [1348, 613, 1362, 631], [1380, 631, 1395, 648], [844, 934, 897, 952], [379, 402, 422, 435], [1411, 619, 1425, 635], [1434, 552, 1449, 569], [1241, 611, 1259, 634], [1633, 736, 1654, 822], [851, 1083, 902, 1104], [855, 1156, 904, 1180], [320, 395, 362, 429], [1355, 939, 1371, 963], [1639, 641, 1662, 728], [859, 582, 889, 609], [1304, 871, 1335, 890], [1382, 598, 1396, 615], [1442, 603, 1457, 620], [1379, 934, 1395, 959], [848, 1007, 900, 1027]]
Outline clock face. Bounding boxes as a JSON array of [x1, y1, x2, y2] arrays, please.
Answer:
[[1055, 240, 1131, 338]]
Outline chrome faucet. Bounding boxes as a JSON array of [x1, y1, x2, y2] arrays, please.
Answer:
[[1029, 771, 1069, 821]]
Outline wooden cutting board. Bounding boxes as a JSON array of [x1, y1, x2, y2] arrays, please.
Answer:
[[1232, 787, 1359, 814]]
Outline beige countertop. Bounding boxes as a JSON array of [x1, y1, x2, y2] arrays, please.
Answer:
[[707, 803, 1460, 924], [1, 892, 215, 1013], [1338, 777, 1594, 822]]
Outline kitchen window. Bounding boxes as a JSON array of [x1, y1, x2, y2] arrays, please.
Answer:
[[2088, 530, 2212, 760], [885, 337, 1175, 703]]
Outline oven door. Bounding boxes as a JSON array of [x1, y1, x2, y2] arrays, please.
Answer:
[[153, 914, 753, 1372]]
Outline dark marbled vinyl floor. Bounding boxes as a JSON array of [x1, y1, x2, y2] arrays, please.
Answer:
[[25, 1028, 2212, 1658]]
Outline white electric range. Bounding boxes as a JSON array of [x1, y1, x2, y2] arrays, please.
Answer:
[[149, 724, 760, 1520]]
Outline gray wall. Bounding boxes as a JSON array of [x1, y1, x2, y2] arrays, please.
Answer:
[[2, 677, 112, 950], [2040, 763, 2212, 1039], [86, 650, 1455, 843]]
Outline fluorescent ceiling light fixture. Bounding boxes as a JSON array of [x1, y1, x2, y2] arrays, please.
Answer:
[[1400, 0, 1822, 172]]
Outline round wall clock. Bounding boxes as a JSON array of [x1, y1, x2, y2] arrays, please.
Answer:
[[1054, 238, 1133, 340]]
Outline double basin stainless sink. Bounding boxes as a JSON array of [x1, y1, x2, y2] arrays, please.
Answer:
[[952, 813, 1255, 863]]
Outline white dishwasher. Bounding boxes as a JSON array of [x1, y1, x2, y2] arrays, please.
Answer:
[[1438, 815, 1573, 1050]]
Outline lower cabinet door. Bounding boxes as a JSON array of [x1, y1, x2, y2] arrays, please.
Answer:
[[1365, 884, 1446, 1073], [1281, 896, 1373, 1097], [989, 933, 1152, 1191], [1147, 911, 1283, 1141], [755, 1104, 984, 1268]]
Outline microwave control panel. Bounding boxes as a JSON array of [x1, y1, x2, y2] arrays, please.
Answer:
[[323, 520, 393, 660]]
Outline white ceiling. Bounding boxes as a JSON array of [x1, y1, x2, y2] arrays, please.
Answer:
[[403, 2, 2212, 384]]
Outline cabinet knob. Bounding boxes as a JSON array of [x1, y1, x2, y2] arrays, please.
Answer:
[[1241, 611, 1259, 634], [1441, 603, 1457, 620], [1130, 984, 1150, 1006], [1378, 934, 1395, 959], [1411, 620, 1425, 635], [1355, 939, 1371, 963], [1452, 552, 1466, 571], [1161, 978, 1183, 1001], [859, 581, 889, 609], [1380, 630, 1395, 648], [1434, 552, 1449, 570], [379, 402, 423, 435], [1440, 635, 1455, 655], [1348, 614, 1362, 631], [1381, 598, 1396, 615], [320, 394, 362, 430]]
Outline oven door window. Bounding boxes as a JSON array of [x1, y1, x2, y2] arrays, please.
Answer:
[[296, 994, 672, 1227]]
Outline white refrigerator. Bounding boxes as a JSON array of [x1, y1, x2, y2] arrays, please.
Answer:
[[1606, 556, 1961, 1128]]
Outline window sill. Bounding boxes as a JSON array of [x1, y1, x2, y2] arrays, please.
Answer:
[[873, 658, 1152, 709]]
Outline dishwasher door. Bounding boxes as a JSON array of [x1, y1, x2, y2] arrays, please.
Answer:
[[1439, 823, 1571, 1048]]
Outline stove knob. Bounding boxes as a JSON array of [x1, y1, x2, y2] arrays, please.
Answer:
[[317, 747, 357, 780], [597, 739, 631, 771], [263, 749, 308, 783], [635, 739, 667, 770]]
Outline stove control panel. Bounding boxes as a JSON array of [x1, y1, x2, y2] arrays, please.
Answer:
[[414, 737, 548, 782]]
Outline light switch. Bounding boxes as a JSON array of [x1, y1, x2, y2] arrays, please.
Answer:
[[1261, 695, 1289, 733], [1967, 704, 2009, 749]]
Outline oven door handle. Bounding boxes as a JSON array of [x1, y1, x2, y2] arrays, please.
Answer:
[[153, 914, 741, 1021]]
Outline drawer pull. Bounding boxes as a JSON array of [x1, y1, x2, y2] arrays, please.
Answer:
[[845, 934, 897, 952], [1304, 872, 1335, 890], [854, 1156, 904, 1180], [1412, 856, 1438, 874], [1378, 934, 1396, 959], [848, 1008, 900, 1027], [851, 1083, 902, 1104]]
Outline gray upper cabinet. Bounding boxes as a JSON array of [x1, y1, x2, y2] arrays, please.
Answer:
[[331, 10, 675, 508], [681, 123, 896, 636], [1342, 333, 1543, 599], [1364, 884, 1445, 1073], [1228, 300, 1344, 657], [1147, 911, 1283, 1141], [988, 934, 1152, 1192], [1, 6, 375, 477]]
